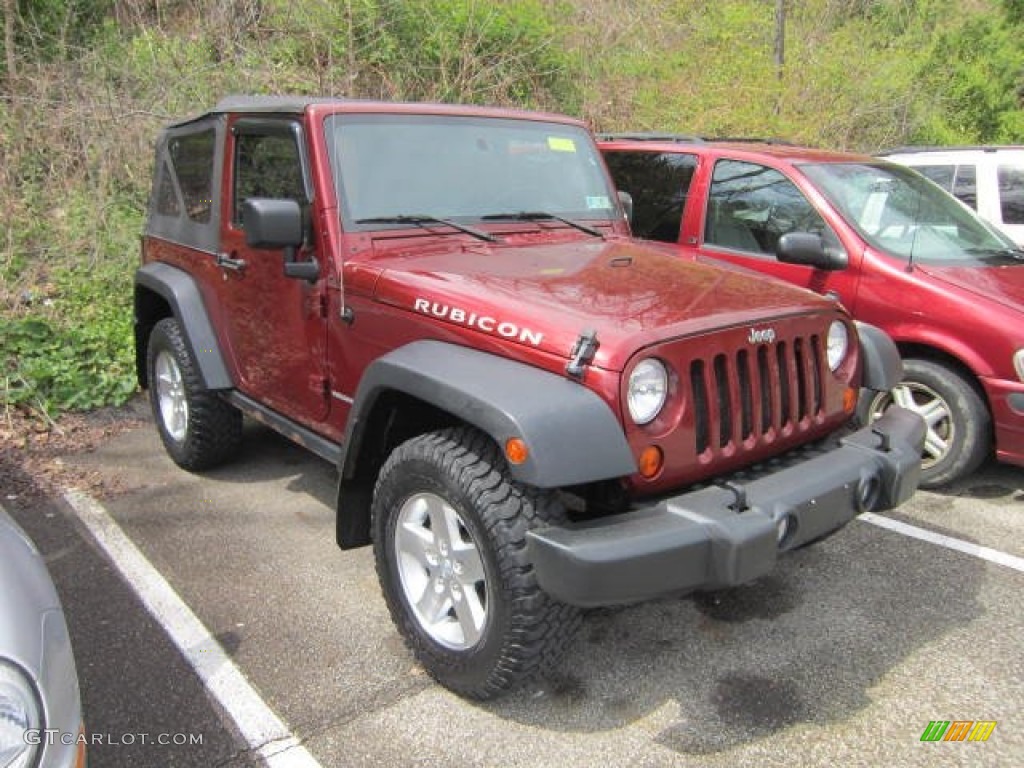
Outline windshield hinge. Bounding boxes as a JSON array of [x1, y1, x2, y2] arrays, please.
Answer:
[[566, 329, 599, 380]]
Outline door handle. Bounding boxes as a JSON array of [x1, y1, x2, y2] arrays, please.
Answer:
[[216, 252, 247, 272]]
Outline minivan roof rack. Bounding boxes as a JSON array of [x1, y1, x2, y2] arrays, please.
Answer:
[[596, 133, 705, 144], [709, 136, 798, 146], [879, 145, 1024, 155]]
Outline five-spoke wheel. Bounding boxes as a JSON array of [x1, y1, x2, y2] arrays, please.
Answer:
[[373, 427, 580, 699], [146, 318, 242, 470]]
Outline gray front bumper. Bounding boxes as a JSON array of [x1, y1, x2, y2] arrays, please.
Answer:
[[527, 406, 925, 607]]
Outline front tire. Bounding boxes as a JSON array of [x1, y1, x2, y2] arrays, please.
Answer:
[[147, 317, 242, 471], [862, 358, 990, 488], [372, 427, 580, 699]]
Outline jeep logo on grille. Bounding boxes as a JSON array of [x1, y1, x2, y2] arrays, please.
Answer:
[[748, 327, 777, 344]]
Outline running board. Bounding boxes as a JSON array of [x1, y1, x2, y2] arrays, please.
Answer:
[[223, 391, 342, 465]]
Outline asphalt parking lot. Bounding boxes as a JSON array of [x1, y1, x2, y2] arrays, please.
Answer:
[[5, 417, 1023, 767]]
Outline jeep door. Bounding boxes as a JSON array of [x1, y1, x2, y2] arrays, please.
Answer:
[[216, 117, 330, 425]]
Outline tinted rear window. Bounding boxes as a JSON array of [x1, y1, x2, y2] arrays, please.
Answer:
[[603, 151, 697, 243]]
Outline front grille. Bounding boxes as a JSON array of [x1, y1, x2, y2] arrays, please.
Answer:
[[691, 334, 824, 456]]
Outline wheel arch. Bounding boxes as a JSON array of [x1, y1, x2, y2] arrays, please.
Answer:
[[134, 262, 233, 391], [335, 341, 636, 549]]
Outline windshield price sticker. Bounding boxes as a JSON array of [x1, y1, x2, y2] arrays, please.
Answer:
[[547, 137, 576, 153]]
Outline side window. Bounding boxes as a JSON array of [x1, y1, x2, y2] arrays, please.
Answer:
[[915, 164, 955, 193], [168, 129, 215, 222], [952, 164, 978, 210], [233, 130, 306, 224], [154, 158, 181, 217], [705, 160, 838, 257], [997, 164, 1024, 224], [602, 151, 697, 243]]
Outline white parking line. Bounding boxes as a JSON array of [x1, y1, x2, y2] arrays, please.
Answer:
[[859, 511, 1024, 573], [63, 489, 324, 768]]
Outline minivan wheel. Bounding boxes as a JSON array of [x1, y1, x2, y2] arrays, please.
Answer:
[[863, 359, 990, 488], [147, 318, 242, 471], [372, 427, 581, 699]]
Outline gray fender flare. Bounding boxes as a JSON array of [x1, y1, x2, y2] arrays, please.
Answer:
[[134, 262, 233, 390], [340, 340, 637, 489], [855, 321, 903, 393]]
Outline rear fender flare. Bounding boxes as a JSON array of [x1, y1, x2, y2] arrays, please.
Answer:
[[134, 262, 232, 390]]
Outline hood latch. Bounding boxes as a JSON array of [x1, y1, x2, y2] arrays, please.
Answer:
[[566, 329, 599, 380]]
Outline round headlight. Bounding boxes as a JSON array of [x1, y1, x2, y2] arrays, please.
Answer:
[[627, 358, 668, 425], [0, 660, 41, 768], [826, 320, 849, 372]]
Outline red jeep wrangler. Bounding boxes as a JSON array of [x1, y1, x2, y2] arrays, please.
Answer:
[[135, 98, 923, 698], [600, 135, 1024, 487]]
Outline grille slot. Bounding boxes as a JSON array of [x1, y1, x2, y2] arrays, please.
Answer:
[[691, 359, 709, 454], [690, 333, 825, 456], [714, 354, 731, 448]]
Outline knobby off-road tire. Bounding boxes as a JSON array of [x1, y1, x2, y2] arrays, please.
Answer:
[[862, 358, 990, 488], [147, 317, 242, 471], [372, 427, 581, 699]]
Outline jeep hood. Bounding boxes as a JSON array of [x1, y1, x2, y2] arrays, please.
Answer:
[[371, 237, 838, 371], [918, 263, 1024, 313]]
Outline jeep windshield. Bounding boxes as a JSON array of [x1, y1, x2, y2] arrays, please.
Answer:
[[324, 114, 617, 233], [801, 161, 1022, 266]]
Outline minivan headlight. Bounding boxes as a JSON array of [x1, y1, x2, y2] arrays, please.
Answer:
[[1015, 349, 1024, 382], [627, 358, 668, 425], [0, 660, 41, 768], [827, 320, 849, 372]]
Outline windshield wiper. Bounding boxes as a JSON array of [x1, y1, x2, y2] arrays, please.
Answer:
[[481, 211, 604, 238], [356, 214, 498, 243], [965, 246, 1024, 261]]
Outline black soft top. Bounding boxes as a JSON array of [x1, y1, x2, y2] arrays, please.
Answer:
[[168, 94, 345, 128]]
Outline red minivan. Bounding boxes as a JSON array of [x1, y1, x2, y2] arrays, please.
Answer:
[[600, 136, 1024, 486]]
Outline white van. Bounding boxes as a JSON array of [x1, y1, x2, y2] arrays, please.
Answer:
[[881, 146, 1024, 246]]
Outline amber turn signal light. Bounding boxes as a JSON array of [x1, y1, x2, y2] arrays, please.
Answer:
[[638, 445, 663, 478], [505, 437, 529, 465], [843, 387, 857, 413]]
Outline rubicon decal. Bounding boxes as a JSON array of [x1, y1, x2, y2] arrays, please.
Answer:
[[414, 299, 544, 346]]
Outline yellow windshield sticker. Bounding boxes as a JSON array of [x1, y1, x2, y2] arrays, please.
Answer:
[[547, 137, 576, 152]]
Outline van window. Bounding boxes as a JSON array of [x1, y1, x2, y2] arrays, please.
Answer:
[[705, 159, 841, 259], [952, 164, 977, 210], [912, 164, 978, 211], [916, 164, 955, 192], [997, 164, 1024, 225], [603, 151, 697, 242]]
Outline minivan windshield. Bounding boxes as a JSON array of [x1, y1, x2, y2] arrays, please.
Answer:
[[801, 161, 1022, 265], [324, 113, 617, 231]]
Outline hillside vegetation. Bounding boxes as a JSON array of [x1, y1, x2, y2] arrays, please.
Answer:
[[3, 0, 1024, 420]]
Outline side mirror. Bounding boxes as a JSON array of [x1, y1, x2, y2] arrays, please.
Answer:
[[617, 190, 634, 224], [776, 232, 848, 271], [242, 198, 303, 250], [241, 198, 319, 282]]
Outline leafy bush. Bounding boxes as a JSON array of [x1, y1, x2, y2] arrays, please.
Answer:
[[2, 258, 136, 414]]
